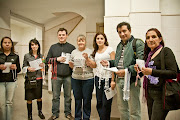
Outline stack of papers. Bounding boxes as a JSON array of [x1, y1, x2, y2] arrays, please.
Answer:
[[2, 62, 12, 73], [103, 67, 118, 72], [104, 87, 117, 100], [136, 59, 145, 70], [61, 52, 71, 64], [29, 58, 42, 70]]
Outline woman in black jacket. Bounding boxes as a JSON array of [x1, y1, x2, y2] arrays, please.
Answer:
[[0, 36, 21, 120], [23, 38, 45, 120], [134, 28, 177, 120]]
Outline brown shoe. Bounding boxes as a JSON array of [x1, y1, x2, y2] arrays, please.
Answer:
[[48, 115, 58, 120], [65, 114, 74, 120]]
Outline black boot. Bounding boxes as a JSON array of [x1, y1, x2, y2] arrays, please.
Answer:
[[27, 103, 33, 120], [37, 101, 45, 119]]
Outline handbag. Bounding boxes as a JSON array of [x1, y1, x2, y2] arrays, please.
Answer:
[[25, 72, 37, 89], [161, 47, 180, 110]]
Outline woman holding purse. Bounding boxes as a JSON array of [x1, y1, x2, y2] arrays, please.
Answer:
[[134, 28, 177, 120], [23, 38, 45, 120]]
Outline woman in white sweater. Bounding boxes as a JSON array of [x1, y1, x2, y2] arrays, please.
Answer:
[[69, 35, 94, 120]]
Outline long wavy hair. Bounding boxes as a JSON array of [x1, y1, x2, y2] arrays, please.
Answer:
[[0, 36, 15, 53], [29, 38, 41, 57], [144, 28, 164, 60], [91, 32, 109, 58]]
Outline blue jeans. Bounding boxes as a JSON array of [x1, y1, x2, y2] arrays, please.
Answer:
[[71, 78, 94, 120], [95, 76, 112, 120], [51, 76, 72, 117], [0, 81, 17, 120], [116, 78, 141, 120]]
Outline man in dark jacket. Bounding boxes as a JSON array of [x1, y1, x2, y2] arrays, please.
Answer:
[[46, 28, 75, 120]]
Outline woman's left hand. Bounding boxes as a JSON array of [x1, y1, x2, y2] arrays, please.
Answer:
[[82, 53, 88, 60], [115, 69, 125, 77], [39, 63, 44, 68], [141, 67, 152, 75], [69, 61, 74, 68], [10, 64, 17, 70], [134, 64, 140, 72], [111, 81, 116, 90]]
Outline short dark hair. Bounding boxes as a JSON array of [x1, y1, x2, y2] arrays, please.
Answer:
[[116, 22, 131, 32], [0, 36, 15, 53], [57, 28, 68, 35], [29, 38, 41, 56]]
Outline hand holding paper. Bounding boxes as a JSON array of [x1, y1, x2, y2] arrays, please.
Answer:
[[136, 59, 145, 70], [29, 58, 42, 70], [100, 60, 109, 67], [0, 64, 6, 70], [10, 64, 17, 70], [2, 62, 12, 73], [61, 52, 71, 64], [104, 87, 117, 100], [82, 53, 88, 60]]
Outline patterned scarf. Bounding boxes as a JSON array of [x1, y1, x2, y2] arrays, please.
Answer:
[[143, 44, 163, 100], [48, 58, 57, 80]]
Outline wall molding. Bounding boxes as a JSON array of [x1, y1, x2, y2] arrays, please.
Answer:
[[45, 15, 83, 32], [105, 12, 163, 18], [68, 17, 83, 36], [130, 12, 161, 14], [104, 16, 128, 18], [161, 14, 180, 16], [0, 27, 11, 31], [105, 12, 180, 18], [10, 11, 44, 27], [86, 32, 96, 33]]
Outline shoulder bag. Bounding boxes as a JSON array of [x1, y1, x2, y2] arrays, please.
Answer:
[[161, 47, 180, 110], [25, 71, 37, 89]]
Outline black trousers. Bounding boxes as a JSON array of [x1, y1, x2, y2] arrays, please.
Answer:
[[95, 76, 112, 120], [147, 89, 169, 120]]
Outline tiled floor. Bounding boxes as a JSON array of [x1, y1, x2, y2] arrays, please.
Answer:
[[12, 75, 180, 120]]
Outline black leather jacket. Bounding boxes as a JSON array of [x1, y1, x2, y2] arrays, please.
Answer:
[[0, 51, 21, 82]]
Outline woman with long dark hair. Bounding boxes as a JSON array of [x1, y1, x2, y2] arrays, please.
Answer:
[[134, 28, 177, 120], [0, 36, 21, 120], [23, 38, 45, 120], [86, 32, 115, 120]]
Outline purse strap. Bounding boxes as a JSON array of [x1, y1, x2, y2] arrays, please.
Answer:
[[160, 47, 165, 70], [161, 47, 180, 71]]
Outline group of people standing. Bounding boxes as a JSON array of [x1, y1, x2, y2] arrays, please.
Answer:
[[0, 21, 178, 120]]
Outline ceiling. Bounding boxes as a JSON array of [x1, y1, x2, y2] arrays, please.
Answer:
[[11, 19, 32, 28], [1, 0, 104, 26]]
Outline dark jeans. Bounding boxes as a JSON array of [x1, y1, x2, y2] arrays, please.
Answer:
[[147, 89, 169, 120], [95, 76, 112, 120], [71, 78, 94, 120]]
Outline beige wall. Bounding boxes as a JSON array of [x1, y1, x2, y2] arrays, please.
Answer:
[[11, 23, 43, 70], [44, 13, 85, 56], [0, 7, 11, 39]]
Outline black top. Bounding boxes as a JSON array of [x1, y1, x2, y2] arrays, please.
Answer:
[[147, 47, 177, 90], [46, 42, 75, 77], [0, 51, 21, 82]]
